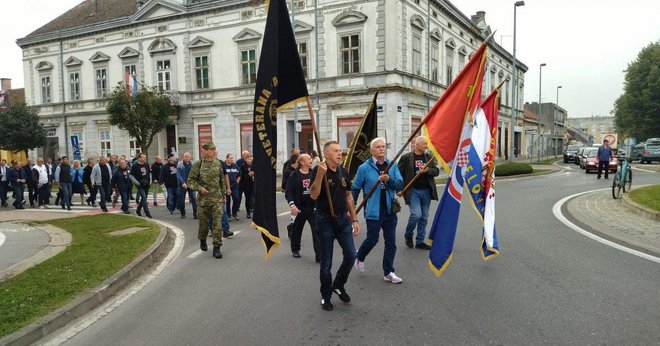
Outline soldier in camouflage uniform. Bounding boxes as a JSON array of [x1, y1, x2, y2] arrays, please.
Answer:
[[187, 141, 226, 259]]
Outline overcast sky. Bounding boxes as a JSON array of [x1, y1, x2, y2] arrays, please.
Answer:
[[1, 0, 658, 118]]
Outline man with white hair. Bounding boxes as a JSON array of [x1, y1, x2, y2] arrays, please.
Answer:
[[177, 152, 198, 219], [352, 138, 404, 284], [397, 136, 439, 250]]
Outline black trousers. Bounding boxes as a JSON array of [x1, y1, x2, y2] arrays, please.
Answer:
[[37, 184, 49, 206], [27, 183, 36, 205], [290, 206, 320, 256], [597, 161, 609, 178], [241, 184, 253, 214], [86, 183, 97, 203]]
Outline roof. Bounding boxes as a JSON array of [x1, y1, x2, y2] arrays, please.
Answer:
[[25, 0, 138, 38], [524, 109, 540, 120]]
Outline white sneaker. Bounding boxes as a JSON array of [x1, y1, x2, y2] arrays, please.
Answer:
[[354, 259, 365, 273], [384, 272, 402, 284]]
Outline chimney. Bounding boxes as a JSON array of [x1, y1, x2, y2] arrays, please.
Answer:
[[0, 78, 11, 91], [470, 11, 486, 26]]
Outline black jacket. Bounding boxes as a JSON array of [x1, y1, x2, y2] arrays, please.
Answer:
[[83, 165, 93, 185], [159, 163, 179, 188], [112, 167, 132, 192], [397, 151, 440, 204], [285, 169, 314, 208], [151, 162, 163, 183]]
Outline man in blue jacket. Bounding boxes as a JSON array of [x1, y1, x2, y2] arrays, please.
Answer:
[[177, 152, 197, 219], [352, 138, 404, 284], [596, 139, 614, 179]]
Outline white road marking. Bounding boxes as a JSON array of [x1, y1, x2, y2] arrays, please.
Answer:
[[552, 189, 660, 264], [186, 250, 203, 259], [0, 232, 5, 248], [42, 219, 185, 345], [632, 166, 656, 173]]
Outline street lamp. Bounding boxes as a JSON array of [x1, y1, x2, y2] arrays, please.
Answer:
[[554, 85, 562, 156], [510, 0, 524, 162], [537, 62, 546, 161]]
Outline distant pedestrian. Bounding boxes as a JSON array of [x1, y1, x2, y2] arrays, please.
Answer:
[[0, 159, 8, 207], [285, 153, 321, 261], [130, 153, 152, 218], [7, 161, 26, 209], [71, 160, 86, 206], [112, 159, 132, 214], [239, 154, 254, 219], [310, 140, 360, 312], [237, 150, 252, 218], [23, 158, 36, 207], [223, 153, 241, 221], [597, 139, 614, 180], [32, 158, 51, 209], [352, 138, 404, 284], [177, 152, 197, 219], [187, 141, 227, 259], [54, 156, 73, 210], [397, 136, 439, 250], [281, 148, 300, 191], [83, 158, 97, 206], [91, 156, 112, 212], [160, 155, 179, 215], [151, 155, 165, 206]]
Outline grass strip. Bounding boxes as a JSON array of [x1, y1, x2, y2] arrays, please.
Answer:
[[629, 184, 660, 211], [0, 214, 159, 337]]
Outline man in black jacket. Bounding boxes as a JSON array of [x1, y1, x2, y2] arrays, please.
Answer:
[[23, 158, 36, 207], [238, 153, 254, 219], [130, 153, 152, 218], [83, 158, 96, 206], [150, 156, 164, 206], [160, 155, 179, 215], [285, 154, 320, 261], [281, 148, 300, 191], [112, 159, 132, 214], [397, 136, 439, 250]]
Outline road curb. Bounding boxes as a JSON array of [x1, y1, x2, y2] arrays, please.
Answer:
[[622, 189, 660, 222], [0, 224, 175, 346], [0, 224, 72, 282]]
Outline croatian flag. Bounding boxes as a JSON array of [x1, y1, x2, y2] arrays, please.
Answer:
[[125, 72, 139, 96], [428, 124, 473, 276], [465, 88, 501, 260]]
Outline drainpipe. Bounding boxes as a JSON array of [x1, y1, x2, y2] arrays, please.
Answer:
[[59, 32, 69, 157]]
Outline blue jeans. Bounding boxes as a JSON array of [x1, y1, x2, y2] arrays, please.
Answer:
[[13, 185, 24, 207], [166, 187, 178, 213], [318, 213, 356, 300], [357, 209, 398, 276], [226, 184, 240, 216], [178, 188, 197, 216], [60, 182, 72, 208], [136, 186, 150, 215], [119, 190, 130, 212], [405, 188, 432, 245]]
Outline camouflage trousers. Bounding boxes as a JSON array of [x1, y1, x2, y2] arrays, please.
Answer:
[[198, 203, 224, 246]]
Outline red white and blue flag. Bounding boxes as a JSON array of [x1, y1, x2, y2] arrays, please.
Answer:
[[465, 87, 501, 260], [125, 72, 139, 97]]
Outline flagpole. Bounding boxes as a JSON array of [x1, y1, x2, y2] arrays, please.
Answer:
[[305, 96, 335, 216], [396, 156, 436, 197]]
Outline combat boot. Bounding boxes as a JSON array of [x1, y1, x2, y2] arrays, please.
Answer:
[[200, 239, 208, 251], [213, 246, 222, 259]]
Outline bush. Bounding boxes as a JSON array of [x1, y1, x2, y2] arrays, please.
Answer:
[[495, 162, 533, 176]]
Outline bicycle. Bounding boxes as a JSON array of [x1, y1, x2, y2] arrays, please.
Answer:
[[612, 156, 632, 199]]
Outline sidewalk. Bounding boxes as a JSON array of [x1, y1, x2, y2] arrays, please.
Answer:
[[565, 189, 660, 256]]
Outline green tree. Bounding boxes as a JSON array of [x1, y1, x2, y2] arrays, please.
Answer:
[[613, 41, 660, 141], [106, 84, 173, 155], [0, 103, 47, 156]]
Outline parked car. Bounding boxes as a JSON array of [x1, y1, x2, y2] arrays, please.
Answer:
[[583, 148, 618, 173], [631, 142, 660, 163], [563, 144, 583, 163], [574, 147, 587, 166]]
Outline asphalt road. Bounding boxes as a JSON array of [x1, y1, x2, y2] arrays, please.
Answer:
[[0, 222, 49, 272], [46, 162, 660, 345]]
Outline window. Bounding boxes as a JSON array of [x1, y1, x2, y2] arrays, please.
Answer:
[[41, 76, 51, 103], [297, 42, 308, 78], [490, 69, 496, 92], [69, 72, 81, 101], [412, 30, 422, 76], [240, 124, 253, 153], [194, 56, 210, 89], [241, 49, 257, 85], [95, 68, 108, 98], [124, 64, 137, 76], [445, 49, 454, 85], [337, 118, 362, 150], [458, 51, 466, 70], [129, 139, 141, 157], [156, 59, 172, 90], [340, 34, 360, 74], [430, 42, 439, 82], [99, 130, 111, 157]]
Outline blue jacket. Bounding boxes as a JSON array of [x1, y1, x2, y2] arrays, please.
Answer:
[[177, 160, 193, 188], [597, 146, 613, 162], [351, 158, 404, 220]]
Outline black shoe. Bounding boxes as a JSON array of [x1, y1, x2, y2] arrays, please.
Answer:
[[405, 235, 413, 249], [180, 213, 185, 219], [200, 239, 208, 251], [223, 231, 234, 238], [61, 204, 65, 210], [292, 251, 301, 258], [86, 200, 91, 206], [102, 208, 109, 213], [67, 207, 71, 211], [213, 246, 222, 258], [146, 213, 152, 219], [597, 176, 601, 179], [123, 210, 130, 214], [193, 213, 198, 219], [415, 243, 432, 250], [246, 213, 251, 219], [332, 287, 351, 303], [321, 299, 333, 311], [153, 202, 158, 207], [136, 209, 142, 217], [605, 177, 609, 179]]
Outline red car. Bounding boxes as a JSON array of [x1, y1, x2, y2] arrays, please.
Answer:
[[583, 148, 618, 174]]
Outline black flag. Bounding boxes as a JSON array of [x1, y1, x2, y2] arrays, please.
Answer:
[[343, 92, 379, 182], [252, 0, 309, 259]]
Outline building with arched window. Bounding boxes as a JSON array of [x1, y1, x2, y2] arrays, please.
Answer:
[[17, 0, 527, 165]]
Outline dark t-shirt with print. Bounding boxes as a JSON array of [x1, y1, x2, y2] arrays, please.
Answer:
[[311, 165, 350, 215]]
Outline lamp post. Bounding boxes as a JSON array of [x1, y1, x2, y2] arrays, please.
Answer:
[[510, 0, 524, 162], [554, 85, 562, 157], [537, 63, 546, 162]]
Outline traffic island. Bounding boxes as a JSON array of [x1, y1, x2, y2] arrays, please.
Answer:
[[0, 214, 174, 345], [624, 184, 660, 221]]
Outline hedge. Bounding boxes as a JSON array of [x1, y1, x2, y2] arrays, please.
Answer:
[[495, 162, 533, 176]]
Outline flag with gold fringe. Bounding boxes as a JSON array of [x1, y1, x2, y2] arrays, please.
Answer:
[[252, 0, 309, 260], [343, 92, 379, 182]]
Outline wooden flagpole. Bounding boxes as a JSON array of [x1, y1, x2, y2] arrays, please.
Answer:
[[305, 96, 335, 216], [396, 156, 436, 197]]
